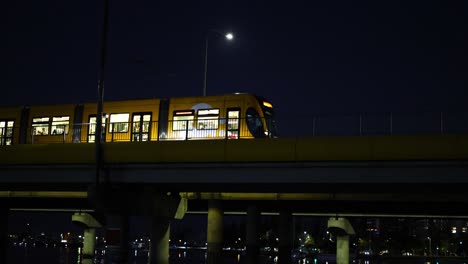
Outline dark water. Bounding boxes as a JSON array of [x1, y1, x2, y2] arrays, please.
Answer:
[[6, 246, 467, 264]]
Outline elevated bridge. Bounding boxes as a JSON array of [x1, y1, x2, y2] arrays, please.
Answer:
[[2, 134, 468, 264], [1, 134, 468, 215]]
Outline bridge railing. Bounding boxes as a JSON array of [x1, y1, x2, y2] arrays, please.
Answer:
[[277, 111, 468, 137], [23, 118, 260, 144], [3, 112, 467, 145]]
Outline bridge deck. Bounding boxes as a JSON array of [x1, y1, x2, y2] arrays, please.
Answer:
[[1, 135, 468, 215], [1, 134, 468, 165]]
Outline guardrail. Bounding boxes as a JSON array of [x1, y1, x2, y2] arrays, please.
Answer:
[[1, 112, 467, 145], [277, 111, 468, 136], [24, 118, 268, 144]]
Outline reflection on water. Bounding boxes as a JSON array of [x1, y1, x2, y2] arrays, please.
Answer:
[[7, 246, 81, 264], [6, 247, 467, 264]]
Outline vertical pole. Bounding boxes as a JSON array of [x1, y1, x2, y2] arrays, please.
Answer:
[[246, 205, 260, 264], [278, 210, 292, 264], [96, 0, 110, 186], [440, 112, 444, 134], [62, 125, 66, 143], [312, 116, 316, 136], [139, 119, 143, 142], [359, 114, 363, 136], [428, 237, 432, 256], [111, 123, 114, 142], [390, 112, 393, 135], [149, 217, 170, 264], [225, 120, 229, 140], [203, 34, 209, 97], [207, 199, 223, 264]]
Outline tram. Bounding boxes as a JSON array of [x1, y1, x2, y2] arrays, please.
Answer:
[[0, 93, 277, 145]]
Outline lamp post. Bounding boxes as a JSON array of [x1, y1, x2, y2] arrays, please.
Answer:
[[202, 30, 234, 96], [96, 0, 110, 185]]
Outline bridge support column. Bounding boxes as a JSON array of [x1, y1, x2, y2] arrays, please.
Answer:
[[327, 217, 355, 264], [278, 210, 293, 264], [207, 199, 223, 264], [246, 205, 260, 264], [0, 206, 8, 263], [149, 217, 170, 264], [337, 235, 350, 264], [83, 227, 96, 264], [148, 192, 187, 264], [72, 213, 102, 264]]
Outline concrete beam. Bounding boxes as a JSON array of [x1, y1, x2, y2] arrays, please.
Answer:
[[327, 217, 355, 236], [72, 212, 102, 228]]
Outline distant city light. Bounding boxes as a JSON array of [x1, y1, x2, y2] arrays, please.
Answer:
[[225, 33, 234, 40]]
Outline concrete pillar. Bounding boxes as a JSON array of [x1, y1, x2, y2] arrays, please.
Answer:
[[72, 213, 102, 264], [327, 217, 355, 264], [0, 206, 8, 263], [207, 199, 223, 264], [147, 192, 187, 264], [149, 217, 170, 264], [82, 228, 96, 264], [336, 235, 350, 264], [246, 205, 260, 264], [278, 210, 293, 264]]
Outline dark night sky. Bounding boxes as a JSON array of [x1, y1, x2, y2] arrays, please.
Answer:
[[3, 1, 466, 121], [2, 0, 467, 236]]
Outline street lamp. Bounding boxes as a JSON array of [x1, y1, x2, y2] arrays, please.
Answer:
[[202, 30, 234, 96]]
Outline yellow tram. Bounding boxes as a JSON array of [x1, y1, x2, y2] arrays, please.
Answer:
[[0, 93, 277, 145]]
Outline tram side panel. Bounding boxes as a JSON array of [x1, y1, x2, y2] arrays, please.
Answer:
[[80, 99, 160, 143], [220, 93, 268, 139], [165, 93, 264, 140], [238, 94, 266, 139], [166, 95, 232, 140], [27, 104, 77, 144]]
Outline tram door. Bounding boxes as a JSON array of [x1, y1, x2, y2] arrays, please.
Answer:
[[226, 109, 240, 139], [0, 120, 14, 145], [131, 113, 151, 142], [87, 115, 107, 143]]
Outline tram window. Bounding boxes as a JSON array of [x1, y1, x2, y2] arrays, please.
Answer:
[[51, 116, 70, 135], [32, 117, 50, 135], [141, 115, 151, 132], [88, 115, 107, 143], [197, 109, 219, 130], [0, 121, 14, 137], [246, 108, 264, 138], [227, 111, 239, 130], [173, 110, 194, 131], [109, 113, 129, 133]]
